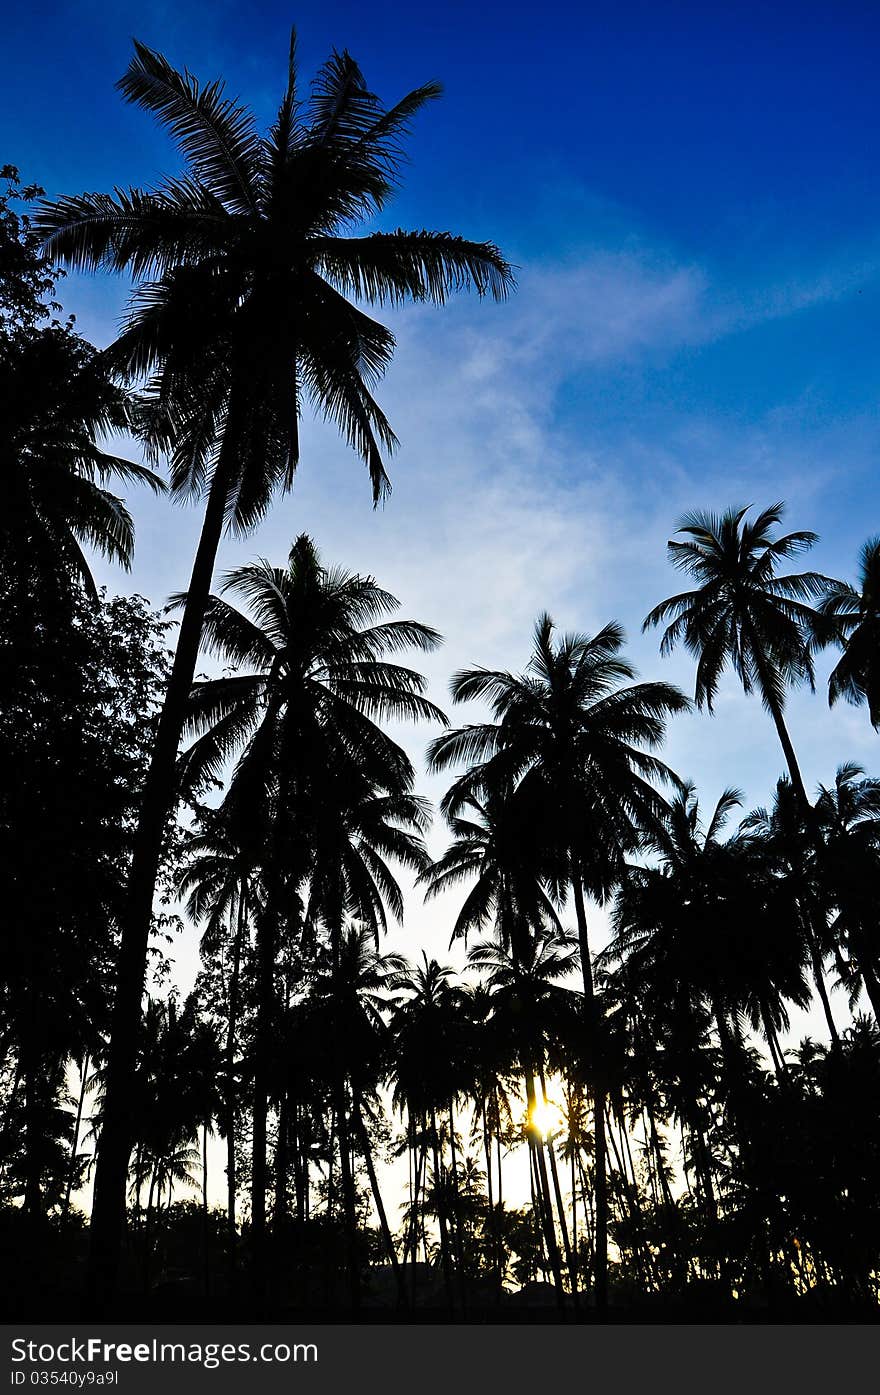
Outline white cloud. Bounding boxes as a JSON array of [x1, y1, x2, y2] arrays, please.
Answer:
[[82, 236, 878, 1001]]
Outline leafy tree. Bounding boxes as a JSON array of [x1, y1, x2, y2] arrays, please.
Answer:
[[0, 588, 172, 1217]]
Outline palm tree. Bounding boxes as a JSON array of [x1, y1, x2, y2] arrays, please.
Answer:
[[176, 536, 442, 1291], [644, 503, 831, 806], [1, 326, 163, 598], [430, 614, 689, 1309], [814, 764, 880, 1021], [468, 929, 582, 1301], [811, 537, 880, 728], [421, 784, 562, 955], [38, 35, 512, 1298], [176, 812, 257, 1265], [307, 924, 413, 1307], [739, 777, 842, 1044], [389, 955, 471, 1310]]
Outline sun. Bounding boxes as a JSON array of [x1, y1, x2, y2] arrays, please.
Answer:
[[530, 1094, 564, 1141]]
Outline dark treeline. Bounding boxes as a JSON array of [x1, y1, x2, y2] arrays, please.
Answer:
[[2, 35, 880, 1323]]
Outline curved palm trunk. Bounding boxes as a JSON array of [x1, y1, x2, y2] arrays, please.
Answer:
[[88, 448, 235, 1310], [764, 690, 810, 808], [805, 921, 841, 1046], [572, 878, 608, 1314], [758, 666, 847, 1047]]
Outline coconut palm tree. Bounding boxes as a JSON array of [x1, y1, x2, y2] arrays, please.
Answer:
[[811, 537, 880, 729], [306, 923, 412, 1307], [1, 326, 163, 599], [421, 784, 562, 955], [644, 503, 832, 806], [176, 813, 257, 1263], [175, 536, 442, 1292], [389, 955, 472, 1310], [814, 764, 880, 1021], [37, 35, 512, 1298], [468, 929, 582, 1300], [429, 614, 689, 1310], [739, 777, 842, 1044]]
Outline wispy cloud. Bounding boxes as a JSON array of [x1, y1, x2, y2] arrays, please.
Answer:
[[86, 231, 878, 984]]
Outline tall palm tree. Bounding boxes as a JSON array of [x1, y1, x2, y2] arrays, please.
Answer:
[[811, 537, 880, 729], [176, 535, 442, 1290], [644, 502, 831, 806], [389, 954, 472, 1310], [38, 35, 512, 1298], [468, 929, 582, 1300], [308, 923, 412, 1307], [176, 811, 257, 1263], [430, 614, 689, 1309]]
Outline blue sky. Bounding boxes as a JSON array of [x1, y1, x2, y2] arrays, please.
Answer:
[[6, 1, 880, 1012]]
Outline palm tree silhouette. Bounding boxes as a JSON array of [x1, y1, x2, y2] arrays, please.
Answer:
[[177, 812, 258, 1270], [644, 503, 831, 806], [430, 613, 688, 1309], [468, 929, 582, 1302], [38, 35, 512, 1297], [2, 328, 162, 598], [739, 776, 842, 1044], [177, 536, 441, 1294], [814, 764, 880, 1021], [811, 537, 880, 728]]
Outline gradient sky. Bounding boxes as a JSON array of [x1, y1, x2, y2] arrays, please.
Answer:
[[6, 1, 880, 1031]]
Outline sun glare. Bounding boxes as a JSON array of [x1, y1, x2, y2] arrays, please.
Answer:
[[530, 1092, 564, 1141]]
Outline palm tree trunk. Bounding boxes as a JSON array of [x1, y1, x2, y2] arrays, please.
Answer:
[[524, 1067, 566, 1310], [430, 1106, 455, 1312], [87, 446, 235, 1310], [225, 888, 246, 1271], [547, 1132, 578, 1305], [250, 904, 277, 1302], [481, 1097, 502, 1298], [352, 1091, 407, 1308], [447, 1104, 468, 1315], [273, 1090, 290, 1234], [143, 1160, 158, 1294], [63, 1052, 90, 1220], [805, 921, 841, 1045], [539, 1073, 579, 1306], [764, 691, 810, 807], [202, 1121, 210, 1298], [851, 928, 880, 1022], [571, 877, 608, 1314], [335, 1078, 360, 1310], [23, 1067, 42, 1218]]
